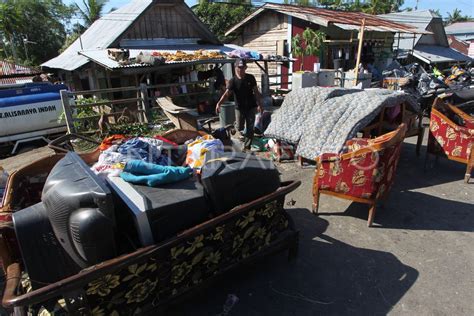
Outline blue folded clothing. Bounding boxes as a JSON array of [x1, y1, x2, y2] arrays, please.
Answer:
[[121, 160, 192, 186]]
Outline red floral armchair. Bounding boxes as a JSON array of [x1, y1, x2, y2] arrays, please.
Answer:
[[427, 98, 474, 183], [313, 124, 407, 226]]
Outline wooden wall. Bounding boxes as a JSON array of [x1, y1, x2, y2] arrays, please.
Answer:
[[121, 1, 207, 40], [232, 11, 288, 86]]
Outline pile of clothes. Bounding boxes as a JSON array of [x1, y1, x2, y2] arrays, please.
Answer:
[[91, 134, 224, 186]]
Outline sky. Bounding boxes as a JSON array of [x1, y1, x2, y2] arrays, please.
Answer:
[[64, 0, 474, 25]]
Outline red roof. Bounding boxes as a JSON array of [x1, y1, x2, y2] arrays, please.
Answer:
[[0, 60, 40, 85], [447, 35, 469, 55], [266, 3, 415, 31], [226, 3, 421, 36]]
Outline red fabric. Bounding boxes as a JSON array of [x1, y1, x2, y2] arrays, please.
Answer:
[[154, 135, 178, 147], [428, 109, 474, 161], [317, 138, 403, 200], [99, 134, 127, 151]]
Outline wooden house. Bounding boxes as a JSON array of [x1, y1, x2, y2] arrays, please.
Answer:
[[225, 3, 420, 88], [42, 0, 230, 92]]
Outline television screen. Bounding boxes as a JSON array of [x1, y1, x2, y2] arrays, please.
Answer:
[[42, 152, 116, 267], [14, 152, 117, 287]]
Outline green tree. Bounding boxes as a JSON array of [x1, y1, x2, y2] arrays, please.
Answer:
[[430, 9, 441, 17], [361, 0, 404, 15], [446, 8, 471, 25], [0, 1, 22, 61], [293, 27, 325, 70], [0, 0, 73, 65], [291, 33, 304, 69], [193, 1, 254, 42], [283, 0, 404, 12], [59, 22, 85, 53], [75, 0, 109, 27], [283, 0, 317, 5]]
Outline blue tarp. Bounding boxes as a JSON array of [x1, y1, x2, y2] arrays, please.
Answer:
[[0, 92, 61, 108], [0, 83, 66, 99]]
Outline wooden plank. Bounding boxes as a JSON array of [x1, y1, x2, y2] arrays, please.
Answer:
[[354, 19, 366, 86], [140, 83, 150, 123], [157, 7, 164, 37], [244, 37, 285, 44], [60, 90, 76, 134], [72, 86, 139, 95], [172, 10, 179, 37], [148, 80, 208, 89], [162, 8, 169, 37], [70, 98, 142, 108], [146, 10, 153, 39], [244, 34, 286, 42], [156, 97, 193, 114], [152, 7, 160, 38], [74, 110, 145, 121], [141, 18, 148, 39]]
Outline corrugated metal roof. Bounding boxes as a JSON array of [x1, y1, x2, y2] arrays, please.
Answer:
[[43, 0, 153, 71], [333, 23, 411, 33], [226, 3, 420, 36], [412, 45, 472, 64], [42, 0, 152, 71], [379, 11, 435, 33], [446, 22, 474, 35], [447, 35, 470, 55], [380, 11, 445, 50], [79, 44, 243, 70], [42, 0, 221, 72]]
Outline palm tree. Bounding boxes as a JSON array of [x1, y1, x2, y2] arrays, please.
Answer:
[[75, 0, 108, 27], [347, 0, 363, 12], [446, 8, 470, 25], [388, 0, 404, 13]]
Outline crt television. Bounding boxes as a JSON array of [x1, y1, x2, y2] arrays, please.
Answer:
[[13, 152, 117, 287]]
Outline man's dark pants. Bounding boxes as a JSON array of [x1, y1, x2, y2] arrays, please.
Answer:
[[235, 107, 256, 149]]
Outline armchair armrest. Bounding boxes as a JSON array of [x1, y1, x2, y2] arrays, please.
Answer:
[[463, 118, 474, 130], [345, 138, 370, 152], [317, 153, 340, 163], [458, 126, 474, 139]]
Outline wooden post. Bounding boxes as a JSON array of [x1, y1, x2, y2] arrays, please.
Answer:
[[354, 18, 366, 86], [105, 70, 116, 123], [60, 89, 76, 134], [140, 83, 150, 123]]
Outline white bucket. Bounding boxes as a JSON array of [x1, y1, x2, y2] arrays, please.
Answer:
[[313, 63, 321, 73]]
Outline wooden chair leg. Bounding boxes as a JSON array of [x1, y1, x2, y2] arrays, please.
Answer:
[[466, 146, 474, 183], [465, 164, 472, 183], [416, 127, 424, 156], [367, 203, 377, 227], [312, 190, 320, 215]]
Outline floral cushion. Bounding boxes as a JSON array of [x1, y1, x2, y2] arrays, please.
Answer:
[[428, 109, 474, 161], [317, 139, 403, 200]]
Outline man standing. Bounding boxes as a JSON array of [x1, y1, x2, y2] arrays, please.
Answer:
[[216, 59, 263, 150]]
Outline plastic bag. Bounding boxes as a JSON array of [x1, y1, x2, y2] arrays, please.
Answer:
[[254, 111, 272, 134]]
